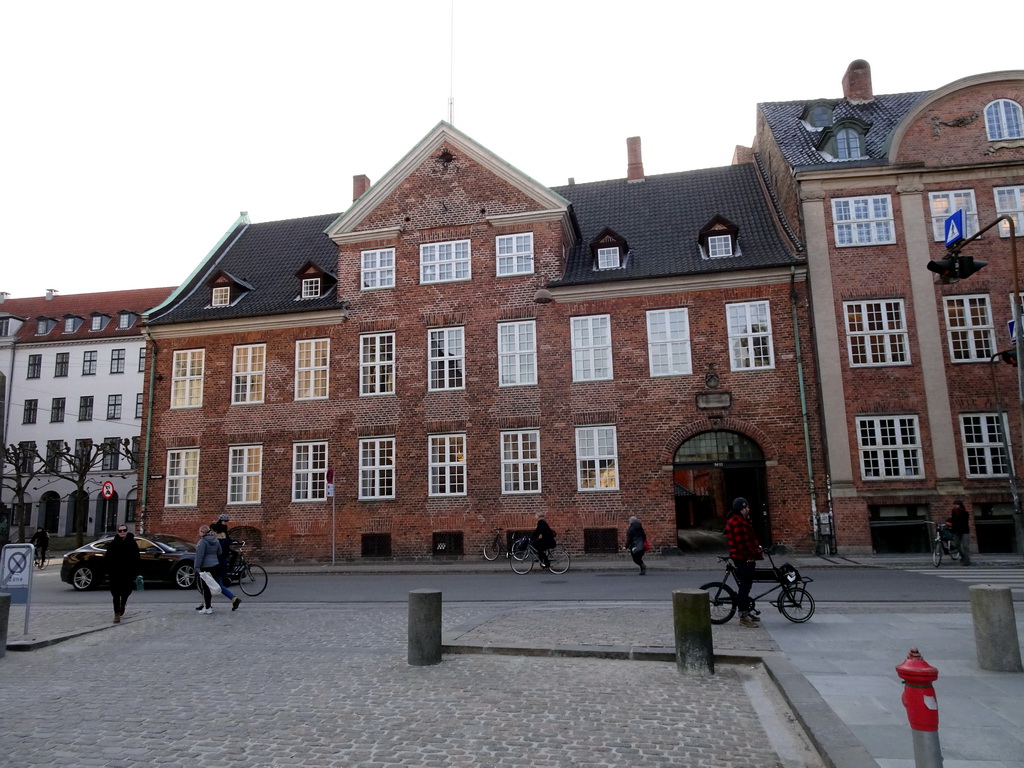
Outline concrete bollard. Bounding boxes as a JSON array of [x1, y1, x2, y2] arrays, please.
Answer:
[[672, 589, 714, 676], [969, 584, 1023, 672], [0, 592, 10, 659], [408, 589, 442, 666]]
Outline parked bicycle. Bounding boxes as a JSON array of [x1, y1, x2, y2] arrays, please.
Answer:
[[700, 546, 814, 624], [932, 522, 961, 567], [509, 536, 570, 575], [223, 541, 268, 596], [482, 527, 508, 560]]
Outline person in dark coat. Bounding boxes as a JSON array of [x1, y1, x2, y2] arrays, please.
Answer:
[[949, 499, 972, 566], [625, 515, 648, 575], [104, 525, 140, 623], [531, 512, 556, 568], [210, 513, 231, 582]]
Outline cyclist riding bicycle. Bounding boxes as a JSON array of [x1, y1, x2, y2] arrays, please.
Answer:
[[530, 512, 556, 569], [30, 526, 49, 565]]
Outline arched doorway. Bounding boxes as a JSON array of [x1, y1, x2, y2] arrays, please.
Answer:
[[41, 492, 61, 534], [673, 430, 769, 550], [99, 491, 119, 533]]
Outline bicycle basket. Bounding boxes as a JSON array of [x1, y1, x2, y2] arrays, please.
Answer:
[[778, 562, 801, 584], [938, 525, 955, 542]]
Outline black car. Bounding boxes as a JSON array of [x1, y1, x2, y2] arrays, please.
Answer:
[[61, 533, 197, 591]]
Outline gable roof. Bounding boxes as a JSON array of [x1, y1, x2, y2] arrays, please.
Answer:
[[0, 287, 175, 342]]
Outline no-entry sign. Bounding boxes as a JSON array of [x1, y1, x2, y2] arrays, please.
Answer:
[[101, 481, 115, 499]]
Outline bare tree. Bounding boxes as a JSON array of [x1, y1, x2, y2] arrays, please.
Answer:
[[2, 442, 44, 543]]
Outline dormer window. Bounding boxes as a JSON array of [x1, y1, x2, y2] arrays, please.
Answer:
[[118, 312, 136, 330], [589, 228, 628, 271], [816, 119, 869, 162], [801, 101, 834, 130], [707, 235, 733, 258], [207, 269, 252, 308], [35, 317, 56, 335], [63, 316, 83, 334], [301, 278, 321, 299], [597, 247, 620, 269], [294, 261, 336, 300], [836, 128, 862, 160], [90, 313, 110, 331], [212, 286, 231, 306], [698, 215, 739, 259], [985, 99, 1024, 141]]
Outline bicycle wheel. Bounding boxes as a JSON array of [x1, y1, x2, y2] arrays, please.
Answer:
[[547, 546, 570, 574], [699, 582, 737, 625], [237, 563, 268, 596], [932, 539, 943, 567], [482, 536, 501, 561], [778, 586, 815, 623], [35, 555, 47, 570], [510, 548, 534, 574]]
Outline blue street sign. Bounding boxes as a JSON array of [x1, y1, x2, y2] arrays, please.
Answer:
[[1010, 320, 1017, 341], [944, 209, 965, 248]]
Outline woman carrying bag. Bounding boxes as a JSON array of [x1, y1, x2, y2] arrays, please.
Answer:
[[194, 525, 241, 614]]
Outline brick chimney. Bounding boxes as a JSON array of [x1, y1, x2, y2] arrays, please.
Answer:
[[627, 136, 645, 182], [842, 60, 874, 103], [353, 174, 371, 202]]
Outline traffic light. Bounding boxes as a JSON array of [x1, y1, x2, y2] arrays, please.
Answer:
[[926, 254, 988, 281], [1001, 348, 1018, 367], [926, 257, 957, 279], [956, 255, 987, 278]]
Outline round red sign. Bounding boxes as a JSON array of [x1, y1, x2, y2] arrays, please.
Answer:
[[101, 481, 115, 499]]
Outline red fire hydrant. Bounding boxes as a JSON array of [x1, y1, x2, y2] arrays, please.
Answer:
[[896, 648, 943, 766]]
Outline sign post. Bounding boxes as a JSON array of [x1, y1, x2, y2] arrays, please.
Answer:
[[1, 543, 35, 635], [326, 469, 336, 565]]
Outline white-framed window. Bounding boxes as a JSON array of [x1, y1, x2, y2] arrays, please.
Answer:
[[571, 315, 613, 381], [429, 327, 465, 391], [361, 248, 395, 290], [429, 434, 466, 496], [166, 448, 199, 506], [496, 233, 534, 276], [835, 128, 863, 160], [212, 286, 231, 306], [597, 247, 620, 269], [118, 313, 133, 330], [984, 99, 1024, 141], [844, 300, 910, 366], [576, 426, 618, 490], [929, 190, 979, 241], [360, 333, 395, 395], [498, 320, 537, 386], [90, 315, 103, 331], [707, 235, 733, 258], [295, 339, 329, 400], [359, 437, 395, 499], [727, 301, 775, 370], [832, 195, 895, 246], [292, 441, 328, 501], [63, 317, 77, 333], [944, 295, 994, 362], [501, 430, 541, 494], [232, 344, 266, 404], [647, 308, 691, 376], [171, 349, 204, 408], [995, 186, 1024, 237], [856, 415, 923, 479], [228, 445, 262, 504], [961, 413, 1010, 477], [420, 240, 471, 284], [301, 278, 321, 298]]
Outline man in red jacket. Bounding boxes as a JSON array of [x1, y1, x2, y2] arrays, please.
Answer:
[[725, 497, 763, 628]]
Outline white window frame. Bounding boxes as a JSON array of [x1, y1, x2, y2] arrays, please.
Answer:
[[985, 99, 1024, 141], [944, 295, 995, 362], [496, 233, 534, 276], [359, 437, 395, 499], [844, 300, 910, 367], [211, 286, 231, 306], [90, 315, 103, 331], [929, 190, 979, 241], [832, 195, 895, 246], [961, 413, 1010, 477], [575, 426, 619, 491], [835, 127, 862, 160], [232, 344, 266, 404], [428, 327, 465, 391], [429, 434, 466, 496], [361, 248, 395, 290], [118, 313, 133, 330], [501, 430, 541, 494], [420, 240, 471, 284], [227, 445, 262, 504], [597, 247, 620, 269], [171, 349, 204, 408], [292, 441, 328, 501], [63, 317, 76, 333], [571, 315, 613, 381], [706, 235, 733, 258], [647, 308, 692, 376], [727, 301, 775, 370], [301, 278, 322, 299], [498, 320, 537, 386], [360, 333, 395, 396], [166, 448, 199, 506], [995, 186, 1024, 238], [856, 415, 923, 479], [295, 339, 329, 401]]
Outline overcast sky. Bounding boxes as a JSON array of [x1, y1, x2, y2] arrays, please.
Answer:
[[2, 1, 1019, 300]]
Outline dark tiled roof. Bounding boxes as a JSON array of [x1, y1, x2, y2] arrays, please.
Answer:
[[146, 213, 342, 325], [549, 163, 801, 286], [758, 91, 929, 171], [1, 287, 176, 342]]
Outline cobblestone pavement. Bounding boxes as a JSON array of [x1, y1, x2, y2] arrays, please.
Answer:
[[1, 602, 802, 768]]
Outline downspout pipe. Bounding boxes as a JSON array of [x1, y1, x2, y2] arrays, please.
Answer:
[[790, 267, 819, 550], [141, 327, 158, 535]]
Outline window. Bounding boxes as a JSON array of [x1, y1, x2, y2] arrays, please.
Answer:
[[36, 318, 54, 335], [832, 195, 895, 246], [107, 394, 122, 420], [50, 397, 66, 422], [361, 248, 396, 290], [0, 318, 10, 336], [232, 344, 266, 404], [228, 445, 262, 504], [295, 339, 329, 400], [83, 350, 97, 375], [706, 235, 733, 258], [63, 317, 79, 334], [54, 352, 69, 377], [806, 104, 832, 128], [856, 415, 923, 479], [359, 437, 395, 499], [27, 354, 41, 378], [647, 308, 691, 376], [212, 286, 231, 306], [110, 348, 126, 374], [961, 414, 1009, 477], [844, 300, 910, 366], [929, 191, 979, 241], [128, 437, 140, 469], [429, 328, 465, 391], [501, 430, 540, 493], [90, 315, 106, 331], [45, 440, 63, 473], [79, 396, 94, 421], [429, 434, 466, 496], [835, 128, 863, 160], [102, 438, 120, 471], [74, 438, 92, 463], [301, 277, 321, 298], [571, 315, 613, 381], [944, 295, 994, 362], [597, 247, 620, 269], [171, 350, 204, 408], [166, 449, 200, 506], [420, 240, 471, 284], [135, 392, 144, 419], [576, 426, 618, 490], [23, 399, 38, 424], [125, 499, 137, 522], [18, 442, 36, 473], [360, 333, 395, 395], [496, 233, 534, 276], [293, 442, 328, 501], [498, 321, 537, 386], [984, 99, 1024, 141], [138, 347, 146, 372], [118, 313, 134, 330], [728, 301, 775, 370], [995, 186, 1024, 237]]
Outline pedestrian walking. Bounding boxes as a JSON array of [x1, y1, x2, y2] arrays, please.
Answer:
[[195, 524, 241, 614], [949, 499, 973, 566], [104, 525, 140, 623], [725, 497, 762, 627], [210, 513, 231, 582], [624, 515, 648, 575]]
